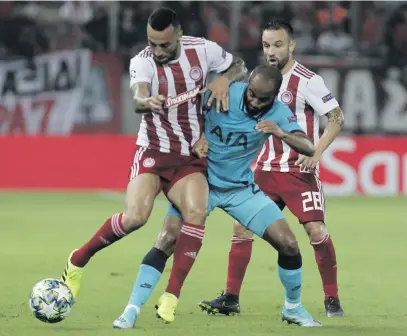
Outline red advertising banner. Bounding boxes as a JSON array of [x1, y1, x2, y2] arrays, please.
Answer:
[[0, 135, 135, 190], [1, 135, 406, 195], [319, 136, 407, 196]]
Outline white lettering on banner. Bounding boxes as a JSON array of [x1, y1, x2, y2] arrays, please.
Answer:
[[317, 68, 407, 133], [0, 99, 55, 134], [359, 152, 398, 196], [321, 137, 407, 196], [381, 77, 407, 132], [322, 138, 357, 195], [0, 50, 91, 134], [342, 70, 378, 132]]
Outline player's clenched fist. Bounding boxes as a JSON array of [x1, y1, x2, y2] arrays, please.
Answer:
[[255, 120, 285, 138], [146, 95, 166, 114], [192, 134, 208, 158]]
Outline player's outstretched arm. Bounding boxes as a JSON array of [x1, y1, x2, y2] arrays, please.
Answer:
[[295, 106, 344, 170], [279, 131, 315, 157], [256, 120, 315, 157], [314, 106, 344, 158]]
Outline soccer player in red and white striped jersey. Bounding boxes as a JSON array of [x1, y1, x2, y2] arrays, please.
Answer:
[[59, 7, 247, 315], [199, 19, 345, 318]]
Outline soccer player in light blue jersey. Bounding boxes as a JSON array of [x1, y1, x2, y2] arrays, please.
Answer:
[[114, 65, 321, 329]]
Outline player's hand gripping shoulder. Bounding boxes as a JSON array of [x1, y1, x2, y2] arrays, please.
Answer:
[[192, 134, 208, 158], [132, 82, 166, 114], [256, 120, 315, 157], [201, 55, 247, 113]]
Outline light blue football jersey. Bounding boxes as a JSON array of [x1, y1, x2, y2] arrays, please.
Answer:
[[204, 82, 304, 189]]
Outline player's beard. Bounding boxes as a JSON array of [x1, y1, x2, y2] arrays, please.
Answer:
[[266, 48, 289, 71], [245, 96, 275, 116], [153, 42, 180, 64]]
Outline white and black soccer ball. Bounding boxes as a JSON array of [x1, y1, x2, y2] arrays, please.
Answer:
[[29, 279, 74, 323]]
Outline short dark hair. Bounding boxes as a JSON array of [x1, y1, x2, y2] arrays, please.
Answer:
[[250, 64, 283, 89], [263, 19, 294, 39], [148, 7, 181, 31]]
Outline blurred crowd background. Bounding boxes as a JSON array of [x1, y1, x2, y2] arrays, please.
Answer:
[[1, 1, 406, 70], [1, 1, 406, 195], [1, 1, 407, 137]]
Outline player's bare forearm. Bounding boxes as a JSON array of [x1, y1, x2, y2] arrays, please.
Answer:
[[280, 131, 315, 157], [132, 82, 152, 113], [315, 107, 344, 157], [221, 55, 247, 82]]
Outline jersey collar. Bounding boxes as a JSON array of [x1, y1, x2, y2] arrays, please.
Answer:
[[168, 44, 184, 64]]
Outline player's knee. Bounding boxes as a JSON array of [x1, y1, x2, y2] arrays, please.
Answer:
[[181, 205, 207, 225], [233, 221, 253, 239], [122, 211, 149, 231], [154, 217, 181, 255], [280, 236, 299, 256], [304, 221, 327, 244], [154, 230, 177, 255]]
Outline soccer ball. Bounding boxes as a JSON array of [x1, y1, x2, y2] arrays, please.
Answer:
[[29, 279, 74, 323]]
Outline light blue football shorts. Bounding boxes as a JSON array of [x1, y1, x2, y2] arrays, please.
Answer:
[[166, 184, 285, 237]]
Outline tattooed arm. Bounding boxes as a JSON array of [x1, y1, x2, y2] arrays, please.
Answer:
[[132, 82, 150, 112], [295, 106, 344, 171], [221, 55, 247, 82], [131, 82, 165, 114], [314, 106, 345, 158], [296, 74, 345, 170]]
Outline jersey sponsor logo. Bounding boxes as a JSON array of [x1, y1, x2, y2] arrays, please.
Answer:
[[189, 66, 203, 81], [280, 90, 293, 104], [143, 157, 155, 168], [322, 92, 334, 103], [165, 86, 201, 108], [210, 125, 248, 149]]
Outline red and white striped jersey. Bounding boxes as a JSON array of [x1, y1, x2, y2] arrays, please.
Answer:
[[129, 36, 233, 156], [256, 61, 340, 173]]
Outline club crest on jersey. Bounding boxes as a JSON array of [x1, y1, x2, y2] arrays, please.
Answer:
[[165, 86, 201, 108], [143, 158, 155, 168], [189, 66, 203, 81], [280, 91, 293, 105]]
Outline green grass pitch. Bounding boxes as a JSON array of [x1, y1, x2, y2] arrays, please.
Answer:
[[0, 191, 406, 336]]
